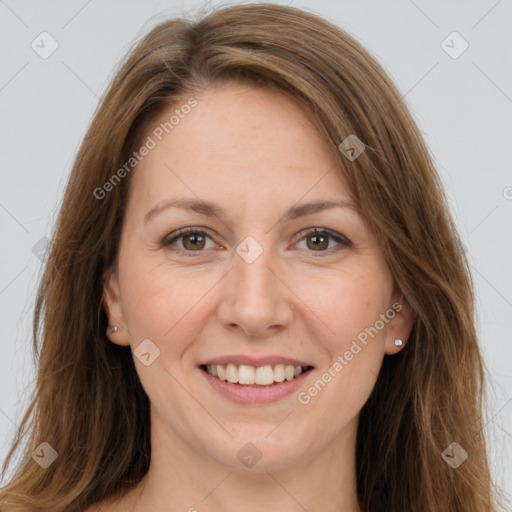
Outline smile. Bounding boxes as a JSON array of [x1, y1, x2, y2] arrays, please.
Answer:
[[201, 363, 314, 386]]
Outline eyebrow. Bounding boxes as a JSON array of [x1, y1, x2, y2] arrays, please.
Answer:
[[144, 197, 358, 224]]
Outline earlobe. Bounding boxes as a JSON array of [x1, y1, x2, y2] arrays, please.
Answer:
[[384, 296, 415, 355], [102, 268, 131, 347]]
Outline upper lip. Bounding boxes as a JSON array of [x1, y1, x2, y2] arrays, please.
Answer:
[[200, 355, 314, 368]]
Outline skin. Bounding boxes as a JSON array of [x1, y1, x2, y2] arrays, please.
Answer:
[[98, 82, 414, 512]]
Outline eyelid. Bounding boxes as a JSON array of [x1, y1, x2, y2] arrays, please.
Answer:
[[162, 226, 351, 255], [161, 227, 218, 251], [295, 227, 351, 246]]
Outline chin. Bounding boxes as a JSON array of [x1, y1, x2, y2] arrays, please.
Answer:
[[205, 431, 309, 471]]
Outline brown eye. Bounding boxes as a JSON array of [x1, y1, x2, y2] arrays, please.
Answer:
[[163, 228, 215, 255], [306, 233, 329, 251], [296, 228, 351, 254], [182, 232, 206, 250]]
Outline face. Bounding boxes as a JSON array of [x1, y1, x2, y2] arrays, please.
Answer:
[[103, 82, 413, 471]]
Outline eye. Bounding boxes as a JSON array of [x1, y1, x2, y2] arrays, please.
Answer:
[[162, 227, 216, 256], [295, 228, 351, 254], [162, 226, 351, 257]]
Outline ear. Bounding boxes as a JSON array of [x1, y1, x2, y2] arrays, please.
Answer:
[[384, 293, 415, 355], [102, 266, 131, 347]]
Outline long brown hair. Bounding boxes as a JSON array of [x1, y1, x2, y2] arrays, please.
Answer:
[[0, 3, 502, 510]]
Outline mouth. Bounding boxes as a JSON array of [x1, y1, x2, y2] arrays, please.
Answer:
[[199, 363, 314, 386]]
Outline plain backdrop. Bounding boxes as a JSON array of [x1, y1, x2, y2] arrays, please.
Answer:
[[1, 0, 511, 504]]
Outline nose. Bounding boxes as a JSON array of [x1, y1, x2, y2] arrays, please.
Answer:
[[216, 247, 294, 339]]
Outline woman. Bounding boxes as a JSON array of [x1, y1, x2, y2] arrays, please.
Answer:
[[0, 3, 502, 511]]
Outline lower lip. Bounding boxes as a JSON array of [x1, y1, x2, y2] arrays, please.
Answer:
[[200, 367, 313, 404]]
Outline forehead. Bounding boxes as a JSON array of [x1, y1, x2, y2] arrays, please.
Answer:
[[128, 82, 352, 212]]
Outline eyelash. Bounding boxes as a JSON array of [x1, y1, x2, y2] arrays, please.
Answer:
[[161, 227, 351, 257]]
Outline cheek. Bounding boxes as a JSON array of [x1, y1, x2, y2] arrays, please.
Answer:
[[122, 270, 174, 332], [119, 253, 220, 352], [294, 265, 390, 348], [294, 269, 390, 417]]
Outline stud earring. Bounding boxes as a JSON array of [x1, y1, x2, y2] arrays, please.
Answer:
[[109, 326, 118, 334], [394, 338, 403, 347]]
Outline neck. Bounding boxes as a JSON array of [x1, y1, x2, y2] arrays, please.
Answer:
[[128, 411, 361, 512]]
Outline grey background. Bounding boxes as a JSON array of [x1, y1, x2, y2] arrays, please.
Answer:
[[1, 0, 511, 504]]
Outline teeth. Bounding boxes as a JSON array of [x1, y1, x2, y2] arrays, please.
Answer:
[[205, 363, 308, 385], [255, 365, 274, 385], [226, 363, 238, 383], [238, 364, 255, 384], [274, 364, 285, 383]]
